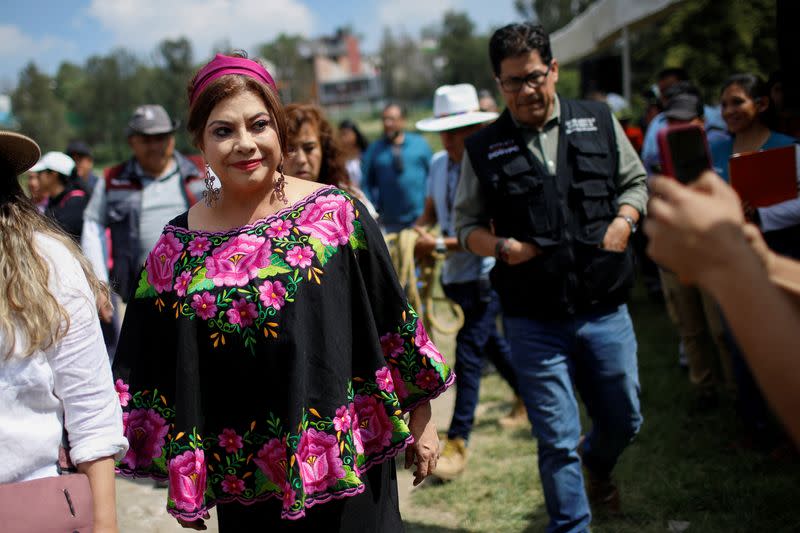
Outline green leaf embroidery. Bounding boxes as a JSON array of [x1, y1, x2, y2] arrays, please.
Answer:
[[258, 253, 292, 278], [308, 237, 337, 266], [253, 468, 281, 496], [349, 219, 367, 250], [335, 465, 363, 489], [187, 267, 215, 294], [392, 417, 410, 435], [134, 268, 157, 298]]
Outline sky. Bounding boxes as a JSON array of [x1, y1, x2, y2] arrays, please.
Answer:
[[0, 0, 521, 87]]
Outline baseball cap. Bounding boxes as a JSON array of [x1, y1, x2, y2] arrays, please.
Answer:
[[126, 104, 179, 137], [663, 92, 704, 121], [30, 151, 76, 176], [66, 140, 92, 157]]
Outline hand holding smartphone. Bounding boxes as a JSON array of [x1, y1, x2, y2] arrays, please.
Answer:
[[657, 123, 712, 184]]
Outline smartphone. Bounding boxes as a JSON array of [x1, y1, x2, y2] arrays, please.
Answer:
[[657, 123, 712, 184]]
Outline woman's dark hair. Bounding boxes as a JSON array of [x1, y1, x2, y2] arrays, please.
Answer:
[[489, 23, 552, 76], [186, 51, 288, 156], [338, 119, 368, 153], [285, 104, 351, 189], [721, 73, 776, 129]]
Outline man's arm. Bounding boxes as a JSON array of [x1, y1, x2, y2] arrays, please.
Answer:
[[602, 116, 648, 251], [454, 152, 538, 264], [81, 178, 109, 283]]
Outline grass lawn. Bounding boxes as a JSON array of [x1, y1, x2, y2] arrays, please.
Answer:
[[402, 285, 800, 533]]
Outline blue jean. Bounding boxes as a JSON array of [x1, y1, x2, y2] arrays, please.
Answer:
[[504, 304, 642, 533], [442, 281, 518, 441]]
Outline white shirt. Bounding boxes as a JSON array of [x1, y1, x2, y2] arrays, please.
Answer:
[[0, 233, 128, 483]]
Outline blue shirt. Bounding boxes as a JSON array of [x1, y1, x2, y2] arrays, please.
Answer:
[[641, 106, 727, 175], [710, 131, 798, 181], [362, 132, 432, 232], [427, 151, 493, 285]]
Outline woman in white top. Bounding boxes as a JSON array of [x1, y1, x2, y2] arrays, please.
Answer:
[[0, 131, 128, 532]]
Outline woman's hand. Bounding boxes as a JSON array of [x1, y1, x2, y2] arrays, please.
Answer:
[[405, 402, 439, 486]]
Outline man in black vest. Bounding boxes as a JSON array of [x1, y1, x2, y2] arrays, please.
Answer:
[[454, 23, 646, 532]]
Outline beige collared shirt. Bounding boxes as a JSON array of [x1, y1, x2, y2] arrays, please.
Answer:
[[454, 96, 647, 248]]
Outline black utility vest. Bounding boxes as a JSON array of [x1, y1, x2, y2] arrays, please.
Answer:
[[465, 97, 634, 318]]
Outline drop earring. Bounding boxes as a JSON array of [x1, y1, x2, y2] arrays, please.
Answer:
[[274, 162, 288, 205], [204, 163, 221, 207]]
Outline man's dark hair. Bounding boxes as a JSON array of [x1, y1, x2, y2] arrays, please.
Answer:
[[657, 67, 689, 82], [489, 23, 552, 76], [383, 102, 407, 118]]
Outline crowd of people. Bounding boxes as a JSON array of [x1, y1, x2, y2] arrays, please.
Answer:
[[1, 18, 799, 533]]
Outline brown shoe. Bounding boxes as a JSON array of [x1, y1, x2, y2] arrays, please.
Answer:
[[498, 395, 529, 430], [584, 470, 621, 514], [433, 437, 468, 481]]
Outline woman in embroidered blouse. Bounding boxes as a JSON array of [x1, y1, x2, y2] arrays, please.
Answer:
[[113, 53, 452, 532], [0, 131, 128, 531]]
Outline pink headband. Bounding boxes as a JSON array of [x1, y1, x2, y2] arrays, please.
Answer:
[[189, 54, 278, 106]]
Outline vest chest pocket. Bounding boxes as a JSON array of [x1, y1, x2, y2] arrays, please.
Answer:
[[501, 174, 551, 235], [570, 136, 612, 178]]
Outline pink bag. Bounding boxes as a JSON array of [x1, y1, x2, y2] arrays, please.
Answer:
[[0, 473, 94, 532]]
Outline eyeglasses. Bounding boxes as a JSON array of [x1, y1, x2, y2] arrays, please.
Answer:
[[497, 63, 552, 93]]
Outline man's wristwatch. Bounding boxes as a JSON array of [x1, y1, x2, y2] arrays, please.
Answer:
[[495, 238, 511, 263], [434, 237, 447, 254], [616, 215, 638, 234]]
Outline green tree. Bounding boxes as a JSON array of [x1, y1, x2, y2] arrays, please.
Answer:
[[11, 62, 71, 151], [148, 38, 195, 152], [78, 49, 148, 162], [259, 34, 315, 104], [437, 11, 495, 92], [630, 0, 778, 103]]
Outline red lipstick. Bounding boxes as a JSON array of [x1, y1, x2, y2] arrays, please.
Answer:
[[232, 159, 263, 171]]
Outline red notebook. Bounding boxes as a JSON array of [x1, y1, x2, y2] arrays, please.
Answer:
[[729, 144, 799, 208]]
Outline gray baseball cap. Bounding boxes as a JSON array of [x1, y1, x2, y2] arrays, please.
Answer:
[[126, 104, 180, 137]]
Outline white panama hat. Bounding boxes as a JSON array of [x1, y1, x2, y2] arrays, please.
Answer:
[[416, 84, 499, 132]]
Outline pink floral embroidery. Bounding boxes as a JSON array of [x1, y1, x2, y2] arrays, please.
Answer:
[[390, 367, 409, 401], [281, 487, 297, 510], [333, 405, 352, 432], [146, 233, 183, 293], [295, 194, 355, 246], [266, 218, 292, 239], [380, 333, 404, 359], [353, 394, 393, 455], [414, 321, 444, 364], [221, 474, 245, 495], [187, 236, 211, 257], [295, 428, 345, 494], [375, 366, 394, 393], [285, 245, 314, 269], [168, 449, 207, 513], [121, 408, 169, 469], [205, 233, 271, 287], [115, 379, 131, 407], [415, 368, 440, 391], [349, 403, 364, 454], [218, 428, 243, 454], [191, 292, 217, 320], [253, 437, 289, 490], [173, 271, 193, 297], [121, 412, 129, 435], [258, 280, 286, 310], [226, 298, 258, 328]]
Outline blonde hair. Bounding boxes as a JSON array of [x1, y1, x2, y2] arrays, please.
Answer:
[[1, 177, 108, 358]]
